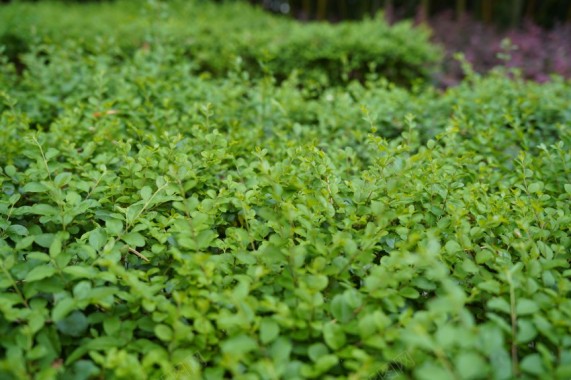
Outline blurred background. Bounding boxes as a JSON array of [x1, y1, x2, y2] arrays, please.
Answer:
[[251, 0, 571, 28], [1, 0, 570, 85], [3, 0, 569, 27], [246, 0, 571, 85]]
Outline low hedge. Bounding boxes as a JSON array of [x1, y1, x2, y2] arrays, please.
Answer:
[[0, 0, 441, 87]]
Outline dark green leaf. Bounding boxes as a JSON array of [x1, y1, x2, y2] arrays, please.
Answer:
[[56, 311, 89, 337]]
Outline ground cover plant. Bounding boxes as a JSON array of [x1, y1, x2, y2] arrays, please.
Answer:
[[1, 1, 571, 379]]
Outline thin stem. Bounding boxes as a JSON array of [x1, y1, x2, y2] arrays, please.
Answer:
[[518, 156, 545, 233], [85, 170, 107, 200], [126, 182, 169, 230], [288, 222, 299, 288], [175, 178, 197, 243], [507, 269, 519, 377], [31, 135, 52, 181], [2, 264, 29, 308], [129, 247, 150, 262]]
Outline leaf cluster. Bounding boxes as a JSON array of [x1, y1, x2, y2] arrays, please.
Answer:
[[0, 0, 441, 88]]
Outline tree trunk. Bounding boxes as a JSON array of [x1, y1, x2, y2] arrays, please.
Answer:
[[482, 0, 493, 24], [385, 0, 394, 24], [372, 0, 382, 18], [456, 0, 466, 19], [525, 0, 537, 21], [339, 0, 348, 20], [417, 0, 430, 24], [302, 0, 311, 19], [317, 0, 327, 20], [511, 0, 524, 28]]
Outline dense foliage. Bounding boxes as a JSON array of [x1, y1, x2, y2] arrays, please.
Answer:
[[1, 1, 571, 379], [0, 1, 440, 87]]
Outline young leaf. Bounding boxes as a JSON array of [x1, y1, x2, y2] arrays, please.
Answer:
[[25, 266, 56, 282]]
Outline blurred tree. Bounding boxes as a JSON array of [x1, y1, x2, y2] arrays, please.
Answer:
[[247, 0, 570, 29], [302, 0, 310, 18], [456, 0, 466, 19], [418, 0, 430, 23], [317, 0, 326, 19], [481, 0, 493, 24], [511, 0, 524, 27]]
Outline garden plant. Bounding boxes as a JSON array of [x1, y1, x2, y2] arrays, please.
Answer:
[[0, 1, 570, 379]]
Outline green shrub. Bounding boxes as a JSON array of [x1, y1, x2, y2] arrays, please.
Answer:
[[0, 0, 441, 87], [1, 4, 571, 380]]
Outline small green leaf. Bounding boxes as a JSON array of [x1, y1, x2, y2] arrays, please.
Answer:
[[436, 324, 458, 348], [106, 219, 123, 235], [87, 336, 123, 350], [488, 297, 510, 314], [314, 354, 339, 373], [528, 182, 544, 193], [122, 232, 145, 247], [103, 316, 121, 336], [331, 294, 353, 323], [476, 249, 494, 264], [65, 337, 122, 365], [516, 299, 539, 316], [16, 235, 35, 250], [523, 168, 534, 178], [308, 343, 329, 362], [126, 204, 144, 225], [461, 258, 479, 273], [56, 311, 89, 337], [154, 324, 173, 341], [306, 274, 328, 291], [9, 193, 21, 204], [323, 322, 346, 350], [400, 287, 420, 299], [23, 182, 47, 193], [445, 240, 462, 254], [4, 165, 16, 177], [196, 229, 217, 249], [26, 252, 50, 262], [140, 186, 152, 201], [270, 337, 292, 363], [89, 228, 107, 251], [30, 204, 58, 217], [25, 265, 56, 282], [35, 233, 55, 248], [455, 352, 488, 379], [73, 281, 92, 300], [7, 225, 28, 236], [221, 334, 258, 355], [260, 318, 280, 344], [517, 319, 537, 343], [415, 362, 455, 380], [49, 235, 62, 258], [54, 172, 72, 188], [63, 266, 98, 279], [520, 354, 543, 375], [52, 298, 77, 322], [70, 361, 99, 379], [45, 148, 59, 160]]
